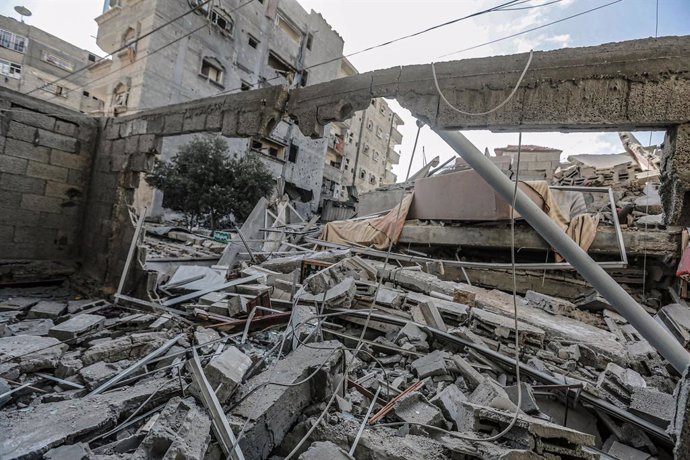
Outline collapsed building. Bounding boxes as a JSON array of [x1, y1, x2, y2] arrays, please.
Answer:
[[1, 35, 690, 459]]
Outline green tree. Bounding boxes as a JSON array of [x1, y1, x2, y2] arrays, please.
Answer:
[[146, 135, 274, 230]]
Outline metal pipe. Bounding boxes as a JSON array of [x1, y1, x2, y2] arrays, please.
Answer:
[[434, 129, 690, 374]]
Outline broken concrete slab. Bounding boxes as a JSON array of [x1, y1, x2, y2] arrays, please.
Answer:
[[26, 301, 67, 320], [0, 377, 178, 459], [0, 297, 39, 311], [0, 335, 67, 377], [607, 440, 654, 460], [55, 351, 83, 378], [410, 350, 448, 379], [48, 314, 105, 341], [231, 340, 344, 460], [431, 384, 467, 429], [299, 441, 353, 460], [7, 318, 54, 336], [450, 354, 483, 391], [419, 301, 447, 332], [79, 360, 129, 390], [203, 345, 252, 403], [43, 443, 91, 460], [469, 378, 518, 413], [525, 290, 576, 316], [396, 321, 428, 345], [131, 396, 212, 460], [81, 332, 168, 365], [194, 327, 221, 354], [393, 391, 447, 428], [505, 383, 540, 415], [629, 387, 674, 428]]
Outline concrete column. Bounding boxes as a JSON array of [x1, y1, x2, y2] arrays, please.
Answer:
[[660, 124, 690, 226]]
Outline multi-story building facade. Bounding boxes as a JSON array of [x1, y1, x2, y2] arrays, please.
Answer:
[[90, 0, 347, 217], [0, 15, 104, 113], [320, 57, 403, 206]]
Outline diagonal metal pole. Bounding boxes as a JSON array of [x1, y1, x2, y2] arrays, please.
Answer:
[[434, 129, 690, 374]]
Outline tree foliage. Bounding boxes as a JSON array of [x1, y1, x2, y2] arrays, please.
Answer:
[[146, 135, 274, 229]]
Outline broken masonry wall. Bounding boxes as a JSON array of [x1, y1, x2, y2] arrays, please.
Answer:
[[0, 87, 98, 282], [79, 86, 290, 290]]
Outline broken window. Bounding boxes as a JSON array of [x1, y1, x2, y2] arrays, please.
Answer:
[[88, 53, 97, 62], [376, 126, 383, 138], [288, 144, 299, 163], [299, 70, 308, 87], [306, 33, 313, 50], [248, 34, 259, 49], [0, 59, 21, 79], [366, 120, 373, 131], [267, 52, 293, 74], [276, 15, 301, 43], [369, 173, 376, 185], [188, 0, 210, 14], [41, 51, 74, 72], [240, 81, 251, 91], [0, 29, 27, 53], [359, 168, 366, 179], [200, 58, 224, 87], [112, 82, 129, 112], [211, 8, 234, 35], [122, 27, 137, 49]]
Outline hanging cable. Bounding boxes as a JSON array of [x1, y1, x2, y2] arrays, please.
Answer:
[[431, 49, 533, 116]]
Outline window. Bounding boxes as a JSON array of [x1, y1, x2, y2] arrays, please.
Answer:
[[288, 144, 299, 162], [366, 120, 373, 131], [251, 140, 263, 150], [188, 0, 210, 13], [0, 29, 27, 53], [359, 169, 366, 180], [379, 104, 386, 114], [371, 99, 376, 106], [267, 52, 293, 74], [41, 51, 74, 71], [276, 15, 301, 43], [373, 151, 379, 161], [112, 82, 129, 108], [211, 9, 233, 34], [0, 59, 21, 79], [240, 81, 251, 91], [122, 27, 136, 48], [376, 126, 383, 138], [363, 143, 370, 154], [248, 34, 259, 49], [200, 58, 224, 86], [299, 70, 308, 87], [306, 33, 313, 50], [369, 173, 376, 185]]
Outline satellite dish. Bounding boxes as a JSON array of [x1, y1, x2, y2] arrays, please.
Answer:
[[14, 6, 32, 22]]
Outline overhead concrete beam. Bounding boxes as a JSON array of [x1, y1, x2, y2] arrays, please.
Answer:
[[287, 36, 690, 137]]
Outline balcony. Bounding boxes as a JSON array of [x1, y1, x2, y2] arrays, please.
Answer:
[[323, 163, 343, 183]]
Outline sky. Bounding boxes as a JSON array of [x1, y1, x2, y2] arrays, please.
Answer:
[[2, 0, 689, 180]]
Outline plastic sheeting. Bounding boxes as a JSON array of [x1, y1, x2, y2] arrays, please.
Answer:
[[320, 193, 413, 250]]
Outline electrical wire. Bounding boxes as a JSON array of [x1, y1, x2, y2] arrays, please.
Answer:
[[431, 49, 533, 116], [496, 0, 565, 11], [23, 0, 216, 96], [436, 0, 624, 59]]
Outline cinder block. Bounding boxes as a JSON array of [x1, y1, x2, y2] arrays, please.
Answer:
[[10, 111, 55, 131], [0, 173, 45, 195], [4, 138, 49, 163], [13, 226, 57, 244], [0, 155, 28, 174], [26, 161, 68, 181], [50, 149, 85, 170], [7, 121, 37, 143], [20, 194, 62, 214], [44, 181, 82, 199], [36, 130, 78, 153], [53, 120, 78, 137]]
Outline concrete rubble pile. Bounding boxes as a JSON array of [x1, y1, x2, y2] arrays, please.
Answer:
[[2, 206, 690, 460]]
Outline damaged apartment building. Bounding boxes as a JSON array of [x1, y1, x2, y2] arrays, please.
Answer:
[[3, 3, 690, 459], [15, 0, 402, 218]]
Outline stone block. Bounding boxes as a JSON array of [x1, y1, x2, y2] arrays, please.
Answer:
[[396, 321, 428, 344], [419, 301, 447, 332], [44, 181, 82, 199], [53, 120, 78, 137], [0, 155, 28, 174], [204, 345, 252, 403], [20, 193, 63, 214], [6, 120, 37, 143], [393, 391, 447, 428], [470, 378, 517, 412], [411, 350, 448, 378], [49, 314, 105, 341], [10, 110, 56, 131], [0, 172, 45, 194], [27, 301, 67, 320], [194, 326, 221, 354], [49, 149, 86, 170], [4, 138, 49, 162], [36, 129, 78, 153], [81, 332, 168, 365], [26, 161, 68, 181]]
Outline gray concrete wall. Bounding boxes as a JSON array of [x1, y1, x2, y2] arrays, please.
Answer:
[[0, 87, 98, 279]]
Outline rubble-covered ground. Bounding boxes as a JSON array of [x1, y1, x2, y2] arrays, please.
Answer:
[[2, 222, 689, 459]]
